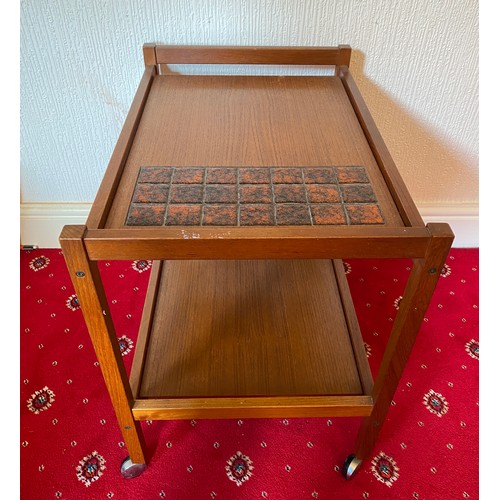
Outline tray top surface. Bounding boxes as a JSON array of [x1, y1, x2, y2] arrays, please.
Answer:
[[126, 165, 384, 227], [101, 75, 405, 228]]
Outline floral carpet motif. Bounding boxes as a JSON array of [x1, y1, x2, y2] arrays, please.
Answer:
[[20, 249, 478, 499]]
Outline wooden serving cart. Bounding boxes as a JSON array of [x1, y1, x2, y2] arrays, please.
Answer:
[[59, 44, 454, 479]]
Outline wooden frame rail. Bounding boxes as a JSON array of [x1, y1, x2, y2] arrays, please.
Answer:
[[86, 65, 156, 230], [338, 65, 424, 228], [132, 396, 373, 420], [144, 43, 351, 67], [83, 226, 432, 261]]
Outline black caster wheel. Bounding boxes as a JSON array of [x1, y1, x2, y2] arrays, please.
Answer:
[[341, 454, 363, 480], [120, 456, 147, 478]]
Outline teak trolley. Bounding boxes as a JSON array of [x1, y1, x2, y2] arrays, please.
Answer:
[[59, 44, 454, 479]]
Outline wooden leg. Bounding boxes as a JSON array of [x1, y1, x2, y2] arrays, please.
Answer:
[[60, 225, 147, 464], [354, 223, 454, 459]]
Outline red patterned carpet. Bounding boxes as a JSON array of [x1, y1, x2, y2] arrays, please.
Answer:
[[20, 249, 478, 499]]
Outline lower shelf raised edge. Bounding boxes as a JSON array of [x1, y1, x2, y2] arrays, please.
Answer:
[[130, 259, 373, 400], [131, 395, 374, 420]]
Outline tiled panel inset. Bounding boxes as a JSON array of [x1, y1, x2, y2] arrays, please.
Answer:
[[126, 166, 385, 226]]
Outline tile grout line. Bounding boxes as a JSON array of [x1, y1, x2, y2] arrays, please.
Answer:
[[162, 167, 174, 226], [334, 167, 351, 226], [301, 168, 314, 226], [269, 167, 278, 226], [200, 167, 209, 226], [236, 167, 241, 227], [125, 168, 144, 226]]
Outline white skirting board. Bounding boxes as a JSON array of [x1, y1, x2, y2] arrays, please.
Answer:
[[20, 203, 91, 249], [20, 202, 479, 249], [417, 203, 479, 249]]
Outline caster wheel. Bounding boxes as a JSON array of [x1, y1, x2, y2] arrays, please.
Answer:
[[341, 454, 363, 480], [120, 457, 147, 478]]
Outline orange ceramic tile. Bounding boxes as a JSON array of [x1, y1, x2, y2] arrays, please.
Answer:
[[166, 205, 202, 225], [340, 184, 377, 203], [127, 204, 166, 226], [239, 204, 275, 225], [303, 167, 336, 184], [306, 184, 340, 203], [171, 168, 205, 184], [271, 168, 304, 184], [132, 184, 169, 203], [275, 204, 311, 225], [346, 204, 384, 224], [239, 184, 273, 204], [202, 204, 238, 225], [137, 166, 173, 184], [169, 184, 204, 204], [238, 168, 271, 184], [336, 166, 369, 183], [310, 205, 346, 225], [204, 184, 238, 204], [206, 168, 238, 184], [274, 184, 307, 203]]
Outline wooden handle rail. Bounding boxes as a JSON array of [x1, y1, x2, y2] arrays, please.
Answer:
[[144, 43, 351, 67]]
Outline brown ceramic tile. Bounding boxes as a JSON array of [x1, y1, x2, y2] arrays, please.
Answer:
[[172, 168, 205, 184], [336, 166, 369, 183], [205, 168, 238, 184], [132, 183, 169, 203], [310, 205, 346, 225], [127, 204, 166, 226], [271, 168, 304, 184], [274, 184, 307, 203], [346, 204, 384, 224], [203, 204, 238, 225], [303, 167, 336, 184], [204, 184, 238, 204], [138, 166, 173, 184], [165, 205, 202, 226], [239, 204, 275, 226], [239, 184, 273, 204], [239, 168, 271, 184], [169, 184, 204, 204], [275, 204, 311, 225], [306, 184, 340, 203], [341, 184, 377, 203]]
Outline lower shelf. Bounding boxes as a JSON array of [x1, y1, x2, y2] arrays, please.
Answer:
[[130, 259, 373, 419]]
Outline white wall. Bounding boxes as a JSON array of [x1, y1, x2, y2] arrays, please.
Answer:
[[20, 0, 478, 245]]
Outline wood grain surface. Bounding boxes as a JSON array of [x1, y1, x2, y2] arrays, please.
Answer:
[[132, 395, 373, 420], [84, 225, 431, 261], [138, 259, 363, 398], [152, 44, 351, 66], [104, 75, 403, 228]]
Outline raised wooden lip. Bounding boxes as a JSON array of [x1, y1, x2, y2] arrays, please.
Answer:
[[338, 66, 424, 227], [147, 44, 352, 67], [86, 65, 156, 230], [131, 395, 374, 420], [83, 225, 432, 260]]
